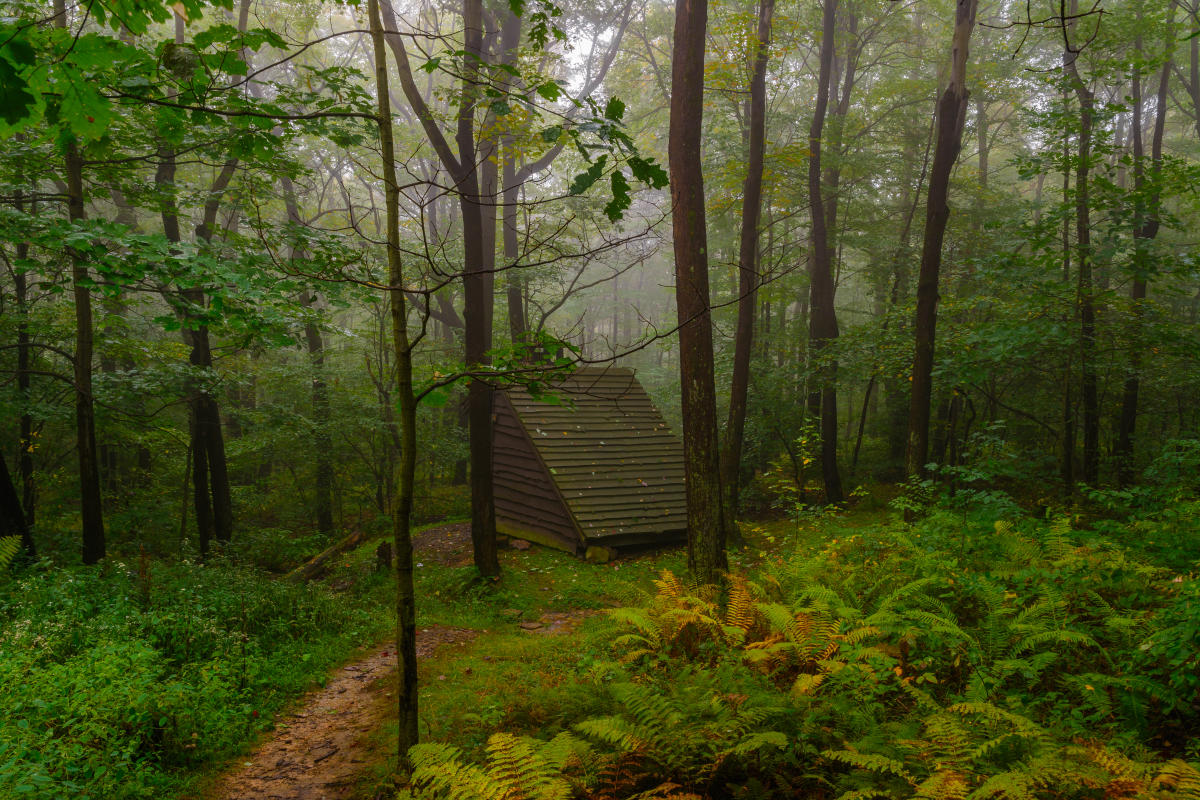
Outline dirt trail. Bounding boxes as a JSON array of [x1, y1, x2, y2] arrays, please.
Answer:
[[205, 522, 590, 800], [206, 626, 476, 800]]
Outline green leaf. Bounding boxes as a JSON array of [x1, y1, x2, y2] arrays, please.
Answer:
[[603, 96, 625, 122], [0, 56, 35, 126], [535, 81, 561, 102], [567, 155, 607, 195], [627, 155, 668, 190], [420, 56, 441, 74], [604, 171, 631, 222], [540, 125, 563, 143], [490, 99, 512, 116]]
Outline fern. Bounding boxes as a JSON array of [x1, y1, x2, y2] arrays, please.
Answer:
[[403, 733, 586, 800], [0, 536, 19, 571], [822, 748, 917, 785]]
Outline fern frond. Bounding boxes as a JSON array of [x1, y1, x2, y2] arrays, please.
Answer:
[[792, 672, 826, 697], [0, 536, 19, 570], [968, 769, 1037, 800], [724, 575, 758, 633], [1010, 628, 1097, 658], [835, 791, 895, 800], [823, 749, 917, 785], [1154, 759, 1200, 798], [914, 769, 969, 800], [408, 742, 507, 800], [576, 715, 644, 752], [727, 731, 788, 756]]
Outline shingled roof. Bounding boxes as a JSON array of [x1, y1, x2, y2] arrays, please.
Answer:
[[492, 367, 687, 554]]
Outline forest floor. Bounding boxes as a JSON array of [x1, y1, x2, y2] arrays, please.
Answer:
[[201, 522, 604, 800], [204, 626, 476, 800]]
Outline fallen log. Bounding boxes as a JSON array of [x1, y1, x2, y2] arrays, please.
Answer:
[[285, 530, 367, 583]]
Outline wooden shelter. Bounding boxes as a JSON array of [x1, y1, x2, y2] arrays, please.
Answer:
[[492, 367, 687, 554]]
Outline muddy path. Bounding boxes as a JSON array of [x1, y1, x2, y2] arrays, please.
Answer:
[[205, 625, 476, 800], [204, 522, 597, 800]]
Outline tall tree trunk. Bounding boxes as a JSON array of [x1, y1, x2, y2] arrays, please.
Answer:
[[193, 163, 237, 544], [14, 190, 36, 528], [1116, 27, 1171, 485], [56, 0, 104, 565], [1061, 117, 1075, 489], [1063, 4, 1098, 485], [500, 12, 525, 342], [66, 117, 105, 565], [459, 0, 500, 577], [720, 0, 773, 536], [807, 0, 845, 502], [283, 177, 336, 533], [904, 0, 977, 479], [303, 298, 335, 533], [670, 0, 727, 583], [368, 0, 419, 760]]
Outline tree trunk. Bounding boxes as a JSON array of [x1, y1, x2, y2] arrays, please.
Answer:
[[14, 191, 36, 528], [459, 0, 500, 578], [1063, 5, 1098, 486], [303, 300, 335, 533], [806, 0, 845, 502], [1059, 111, 1075, 490], [905, 0, 977, 479], [501, 12, 525, 342], [720, 0, 773, 539], [670, 0, 727, 583], [368, 0, 419, 759], [1116, 26, 1171, 486], [67, 136, 105, 564]]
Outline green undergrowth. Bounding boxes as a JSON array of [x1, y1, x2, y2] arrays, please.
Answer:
[[0, 553, 393, 800], [396, 493, 1200, 800]]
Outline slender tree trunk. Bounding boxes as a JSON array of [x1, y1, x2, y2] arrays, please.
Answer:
[[368, 0, 419, 760], [1117, 28, 1171, 486], [303, 299, 335, 533], [1061, 120, 1075, 489], [459, 0, 500, 577], [807, 0, 845, 502], [670, 0, 727, 583], [193, 164, 237, 543], [905, 0, 977, 479], [67, 133, 105, 564], [284, 176, 336, 534], [55, 0, 104, 565], [721, 0, 773, 538], [500, 12, 525, 341], [1063, 7, 1098, 485], [14, 191, 36, 528]]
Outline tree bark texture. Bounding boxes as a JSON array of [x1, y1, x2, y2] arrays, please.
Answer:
[[459, 0, 500, 577], [670, 0, 727, 583], [1063, 16, 1098, 485], [904, 0, 977, 479], [67, 140, 105, 564], [807, 0, 853, 503], [720, 0, 773, 537], [14, 191, 36, 528], [1116, 30, 1171, 486], [369, 0, 420, 759]]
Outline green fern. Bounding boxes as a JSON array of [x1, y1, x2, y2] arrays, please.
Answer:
[[402, 732, 587, 800], [0, 536, 19, 570]]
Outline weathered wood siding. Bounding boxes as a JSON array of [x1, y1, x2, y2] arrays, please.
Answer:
[[492, 392, 584, 552], [497, 368, 687, 549]]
